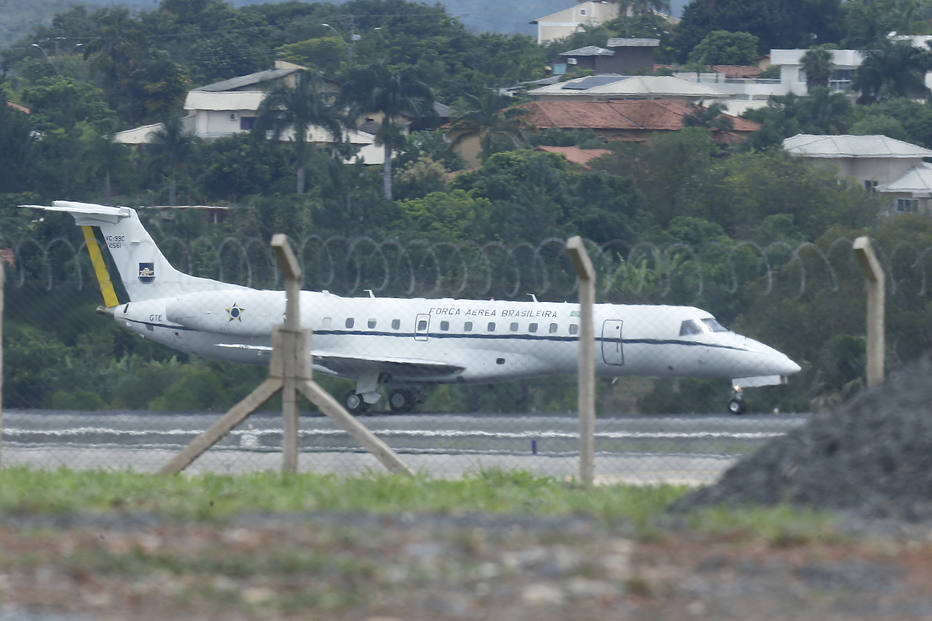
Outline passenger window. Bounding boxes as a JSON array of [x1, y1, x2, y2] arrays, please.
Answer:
[[440, 320, 450, 331], [368, 318, 376, 329], [510, 322, 519, 332], [549, 323, 558, 334], [529, 322, 538, 333], [391, 319, 400, 330], [464, 321, 473, 332], [417, 319, 428, 331], [322, 317, 332, 329], [569, 324, 579, 335], [487, 322, 496, 332], [345, 318, 354, 329]]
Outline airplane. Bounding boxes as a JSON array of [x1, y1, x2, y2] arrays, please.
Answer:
[[22, 200, 801, 415]]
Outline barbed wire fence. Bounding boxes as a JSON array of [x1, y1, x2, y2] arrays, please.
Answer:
[[1, 231, 930, 483]]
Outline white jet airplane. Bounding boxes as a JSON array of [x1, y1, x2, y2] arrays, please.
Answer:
[[23, 201, 801, 414]]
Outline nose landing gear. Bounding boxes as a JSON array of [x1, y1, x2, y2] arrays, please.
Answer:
[[728, 386, 746, 415]]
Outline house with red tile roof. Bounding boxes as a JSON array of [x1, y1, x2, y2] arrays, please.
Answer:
[[449, 99, 759, 167], [519, 99, 760, 144]]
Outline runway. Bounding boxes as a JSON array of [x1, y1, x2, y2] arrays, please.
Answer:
[[0, 410, 810, 485]]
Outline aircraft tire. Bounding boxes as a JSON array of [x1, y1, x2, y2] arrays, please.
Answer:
[[344, 391, 368, 415], [728, 397, 746, 415], [389, 389, 415, 413]]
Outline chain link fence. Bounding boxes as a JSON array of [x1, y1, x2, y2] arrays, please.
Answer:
[[3, 223, 930, 484]]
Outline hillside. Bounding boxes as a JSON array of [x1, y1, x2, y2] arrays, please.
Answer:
[[0, 0, 690, 51]]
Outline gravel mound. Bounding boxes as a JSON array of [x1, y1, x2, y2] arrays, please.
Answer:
[[670, 353, 932, 521]]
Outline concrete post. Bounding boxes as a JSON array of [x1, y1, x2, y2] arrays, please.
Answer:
[[853, 237, 885, 388], [567, 236, 595, 487]]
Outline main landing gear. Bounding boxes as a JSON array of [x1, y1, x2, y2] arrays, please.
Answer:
[[342, 388, 419, 414]]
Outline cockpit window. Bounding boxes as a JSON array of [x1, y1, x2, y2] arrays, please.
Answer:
[[681, 317, 729, 336], [679, 320, 703, 336], [701, 317, 728, 333]]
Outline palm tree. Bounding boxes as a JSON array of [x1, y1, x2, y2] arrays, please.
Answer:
[[801, 45, 834, 89], [854, 40, 932, 103], [449, 91, 528, 163], [340, 63, 435, 200], [254, 71, 343, 195], [151, 113, 196, 205], [683, 101, 734, 134]]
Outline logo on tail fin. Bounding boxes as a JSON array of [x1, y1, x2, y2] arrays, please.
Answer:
[[138, 262, 155, 283]]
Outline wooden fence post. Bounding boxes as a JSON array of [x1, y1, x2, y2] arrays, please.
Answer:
[[567, 236, 595, 487], [853, 237, 885, 388], [0, 264, 4, 468]]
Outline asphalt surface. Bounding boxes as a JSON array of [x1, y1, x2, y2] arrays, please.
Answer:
[[2, 410, 808, 485]]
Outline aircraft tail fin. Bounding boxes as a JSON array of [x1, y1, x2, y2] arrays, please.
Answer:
[[21, 201, 236, 303]]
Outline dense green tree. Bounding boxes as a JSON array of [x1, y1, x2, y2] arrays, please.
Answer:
[[687, 30, 759, 66], [849, 98, 932, 148], [20, 76, 117, 133], [81, 7, 145, 123], [254, 70, 343, 195], [842, 0, 927, 49], [340, 62, 434, 200], [670, 0, 844, 62], [0, 101, 38, 193]]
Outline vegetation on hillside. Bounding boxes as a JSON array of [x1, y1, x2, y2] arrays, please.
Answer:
[[4, 0, 932, 413]]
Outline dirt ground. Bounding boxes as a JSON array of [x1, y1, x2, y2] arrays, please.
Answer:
[[2, 511, 932, 621]]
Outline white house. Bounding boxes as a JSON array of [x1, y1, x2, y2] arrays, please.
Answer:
[[784, 134, 932, 214], [114, 61, 387, 165], [530, 1, 620, 45]]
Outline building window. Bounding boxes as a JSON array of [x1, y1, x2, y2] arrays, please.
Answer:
[[391, 319, 400, 330], [240, 116, 256, 130], [896, 198, 919, 213], [578, 7, 587, 15], [864, 180, 878, 193]]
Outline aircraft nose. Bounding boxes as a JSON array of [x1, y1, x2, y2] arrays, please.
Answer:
[[782, 356, 802, 376]]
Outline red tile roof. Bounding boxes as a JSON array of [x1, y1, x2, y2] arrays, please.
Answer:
[[535, 145, 611, 168], [6, 101, 29, 114], [519, 99, 760, 134], [711, 65, 762, 79]]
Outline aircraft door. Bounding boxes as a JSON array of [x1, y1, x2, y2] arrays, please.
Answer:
[[601, 319, 624, 366], [414, 313, 430, 341]]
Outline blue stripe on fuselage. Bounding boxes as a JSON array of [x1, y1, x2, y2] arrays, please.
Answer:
[[121, 318, 749, 353]]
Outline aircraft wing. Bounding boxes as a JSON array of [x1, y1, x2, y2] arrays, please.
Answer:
[[215, 343, 465, 378]]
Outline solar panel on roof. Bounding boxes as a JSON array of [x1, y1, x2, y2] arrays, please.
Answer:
[[562, 74, 624, 90]]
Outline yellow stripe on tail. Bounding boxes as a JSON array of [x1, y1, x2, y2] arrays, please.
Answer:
[[81, 225, 119, 307]]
